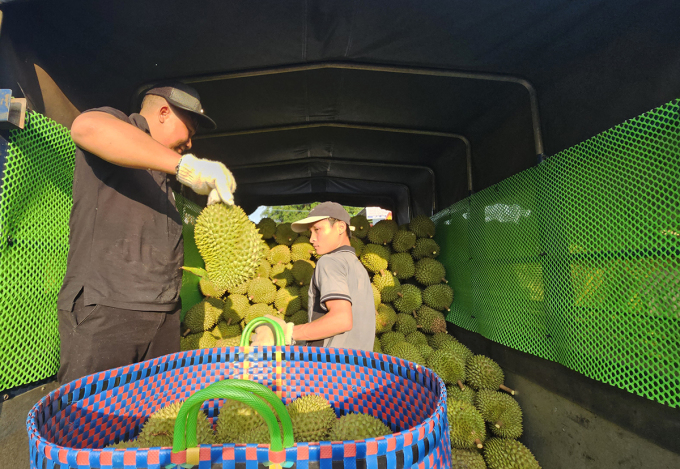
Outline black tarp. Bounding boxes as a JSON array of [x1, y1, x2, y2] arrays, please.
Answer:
[[2, 0, 679, 217]]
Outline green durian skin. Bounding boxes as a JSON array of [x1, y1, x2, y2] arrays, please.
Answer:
[[380, 331, 406, 354], [405, 330, 429, 346], [360, 244, 390, 273], [371, 284, 381, 308], [389, 252, 415, 280], [392, 230, 417, 253], [224, 294, 250, 321], [211, 320, 242, 339], [416, 305, 448, 334], [372, 270, 402, 303], [409, 215, 436, 239], [274, 223, 299, 246], [415, 343, 434, 360], [183, 298, 225, 333], [136, 401, 216, 448], [328, 413, 392, 441], [215, 336, 241, 348], [257, 217, 277, 239], [414, 258, 447, 286], [244, 303, 276, 324], [467, 355, 504, 391], [484, 438, 541, 469], [227, 278, 251, 295], [216, 399, 268, 443], [446, 398, 486, 450], [446, 385, 477, 406], [450, 448, 487, 469], [270, 262, 294, 288], [256, 259, 272, 279], [291, 259, 315, 286], [350, 237, 365, 257], [287, 394, 337, 442], [247, 276, 277, 304], [299, 286, 309, 310], [393, 284, 422, 314], [439, 340, 473, 365], [198, 277, 226, 298], [376, 303, 397, 334], [267, 244, 292, 265], [394, 313, 418, 335], [429, 332, 457, 350], [275, 286, 301, 315], [422, 284, 454, 311], [194, 204, 265, 292], [288, 309, 309, 325], [373, 338, 383, 353], [427, 349, 466, 384], [389, 341, 426, 366], [475, 390, 523, 439], [291, 237, 316, 261], [181, 331, 217, 350], [350, 215, 370, 239], [368, 219, 396, 245], [412, 238, 441, 260]]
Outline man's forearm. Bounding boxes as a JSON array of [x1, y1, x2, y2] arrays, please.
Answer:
[[71, 112, 181, 173], [293, 300, 352, 342]]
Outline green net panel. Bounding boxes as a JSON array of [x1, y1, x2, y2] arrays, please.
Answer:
[[174, 192, 205, 319], [0, 112, 75, 391], [433, 98, 680, 408]]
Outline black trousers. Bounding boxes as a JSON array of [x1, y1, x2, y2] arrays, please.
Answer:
[[57, 292, 180, 384]]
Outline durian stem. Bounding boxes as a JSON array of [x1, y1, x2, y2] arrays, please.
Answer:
[[457, 380, 465, 391], [380, 269, 385, 276], [227, 318, 232, 326], [494, 422, 502, 429], [499, 384, 516, 395], [441, 278, 449, 284], [182, 328, 192, 337], [397, 292, 404, 298], [475, 439, 483, 449]]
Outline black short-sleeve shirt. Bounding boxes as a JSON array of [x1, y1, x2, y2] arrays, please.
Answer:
[[57, 107, 184, 312]]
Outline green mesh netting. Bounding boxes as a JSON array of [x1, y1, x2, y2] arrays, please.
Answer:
[[174, 193, 205, 319], [0, 112, 75, 390], [434, 98, 680, 408]]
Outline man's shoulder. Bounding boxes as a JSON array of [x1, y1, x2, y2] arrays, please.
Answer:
[[82, 106, 130, 122]]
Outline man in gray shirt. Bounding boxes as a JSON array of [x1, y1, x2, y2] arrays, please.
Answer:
[[252, 202, 376, 351]]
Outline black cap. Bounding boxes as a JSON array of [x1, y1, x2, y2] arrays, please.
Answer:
[[291, 202, 352, 233], [145, 81, 216, 130]]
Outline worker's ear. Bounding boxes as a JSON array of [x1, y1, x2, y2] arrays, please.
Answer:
[[158, 105, 171, 124]]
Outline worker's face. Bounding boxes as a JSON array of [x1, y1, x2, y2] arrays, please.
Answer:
[[309, 218, 347, 255], [154, 104, 196, 154]]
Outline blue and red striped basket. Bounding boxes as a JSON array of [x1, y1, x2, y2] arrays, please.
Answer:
[[27, 346, 451, 468]]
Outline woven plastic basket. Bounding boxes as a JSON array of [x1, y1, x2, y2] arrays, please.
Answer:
[[27, 345, 451, 469]]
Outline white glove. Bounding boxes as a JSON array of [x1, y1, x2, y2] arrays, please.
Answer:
[[250, 315, 295, 346], [176, 154, 237, 205]]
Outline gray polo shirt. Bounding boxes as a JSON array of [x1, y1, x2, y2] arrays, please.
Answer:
[[306, 245, 376, 351]]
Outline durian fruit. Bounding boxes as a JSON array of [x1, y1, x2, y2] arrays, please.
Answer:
[[289, 309, 309, 326], [182, 267, 227, 298], [466, 356, 515, 394], [360, 244, 390, 273], [427, 349, 466, 387], [275, 286, 301, 315], [244, 303, 277, 324], [373, 338, 383, 353], [372, 270, 402, 303], [183, 298, 225, 333], [367, 219, 397, 245], [409, 215, 436, 239], [287, 394, 337, 442], [267, 245, 292, 265], [291, 236, 316, 261], [450, 448, 487, 469], [414, 258, 448, 286], [483, 438, 541, 469], [257, 218, 277, 239], [415, 343, 434, 360], [215, 336, 241, 347], [350, 215, 370, 239], [405, 330, 429, 346], [429, 332, 457, 350], [328, 413, 392, 441], [266, 238, 278, 249], [375, 303, 397, 334], [422, 284, 454, 311], [136, 400, 216, 447], [291, 259, 315, 286], [274, 223, 298, 246], [194, 204, 265, 292], [256, 259, 272, 279], [475, 391, 523, 439], [371, 284, 381, 309], [216, 399, 268, 443], [224, 294, 250, 322], [412, 238, 441, 260], [447, 384, 477, 406], [392, 230, 417, 253], [394, 313, 418, 335], [389, 252, 415, 280], [447, 398, 486, 450], [415, 306, 448, 334], [270, 263, 294, 288], [349, 237, 365, 257], [299, 286, 309, 310], [380, 331, 406, 354], [440, 341, 473, 366], [247, 277, 277, 304], [393, 284, 422, 314], [227, 278, 251, 295], [238, 421, 284, 444], [181, 331, 217, 350], [390, 341, 426, 366], [211, 319, 242, 339]]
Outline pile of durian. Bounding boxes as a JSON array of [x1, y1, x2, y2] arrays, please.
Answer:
[[107, 393, 392, 448]]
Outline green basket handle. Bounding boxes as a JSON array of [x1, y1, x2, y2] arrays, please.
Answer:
[[172, 379, 294, 467], [239, 316, 287, 347]]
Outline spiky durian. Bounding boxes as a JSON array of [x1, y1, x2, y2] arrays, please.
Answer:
[[367, 219, 397, 245], [393, 284, 422, 314], [450, 448, 487, 469], [405, 330, 429, 346], [328, 413, 392, 441], [216, 399, 268, 443], [429, 332, 458, 350], [389, 341, 426, 366], [409, 215, 436, 239], [215, 336, 241, 348], [224, 294, 250, 322], [394, 313, 418, 335], [415, 305, 448, 334], [350, 215, 370, 239], [270, 262, 294, 288], [415, 343, 434, 360], [227, 278, 250, 295], [289, 309, 309, 326], [412, 238, 441, 260], [446, 398, 486, 450], [183, 298, 225, 333], [379, 331, 406, 354], [414, 258, 448, 286], [371, 284, 381, 308], [274, 223, 298, 246], [136, 401, 216, 447], [360, 244, 390, 273], [483, 438, 541, 469], [440, 341, 473, 365], [427, 349, 466, 386], [287, 394, 337, 442], [181, 266, 226, 298], [389, 252, 415, 280], [194, 204, 265, 292], [372, 270, 402, 303], [349, 237, 365, 257], [291, 236, 316, 261], [211, 320, 242, 339], [475, 391, 523, 439], [267, 244, 292, 265], [447, 384, 477, 406], [373, 338, 383, 354], [275, 286, 301, 315], [299, 286, 309, 310], [244, 303, 277, 324], [392, 230, 417, 253], [375, 303, 397, 334], [422, 284, 454, 311], [466, 355, 504, 391], [291, 259, 315, 286], [247, 277, 277, 304], [255, 258, 272, 279], [257, 217, 277, 239]]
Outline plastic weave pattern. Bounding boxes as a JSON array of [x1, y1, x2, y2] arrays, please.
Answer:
[[0, 112, 75, 391], [27, 346, 451, 469], [434, 98, 680, 407]]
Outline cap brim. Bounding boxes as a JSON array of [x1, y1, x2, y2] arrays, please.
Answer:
[[186, 109, 217, 130], [291, 216, 330, 232]]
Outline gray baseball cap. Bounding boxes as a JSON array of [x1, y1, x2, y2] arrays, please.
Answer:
[[145, 81, 216, 130], [291, 202, 352, 233]]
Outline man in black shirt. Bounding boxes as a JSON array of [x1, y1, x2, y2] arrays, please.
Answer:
[[57, 82, 231, 384]]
